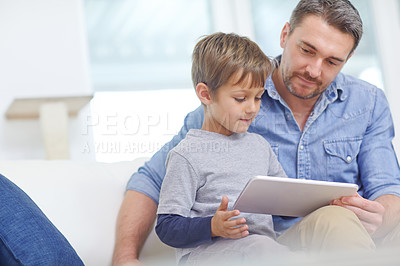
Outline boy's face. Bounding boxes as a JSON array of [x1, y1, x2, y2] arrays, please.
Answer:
[[203, 75, 264, 136]]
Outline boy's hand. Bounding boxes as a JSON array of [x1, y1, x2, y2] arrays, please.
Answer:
[[211, 195, 249, 239]]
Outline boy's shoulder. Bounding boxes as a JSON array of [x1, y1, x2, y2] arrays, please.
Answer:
[[169, 129, 212, 156], [244, 132, 271, 146]]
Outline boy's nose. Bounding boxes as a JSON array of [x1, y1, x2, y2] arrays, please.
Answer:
[[246, 101, 257, 114]]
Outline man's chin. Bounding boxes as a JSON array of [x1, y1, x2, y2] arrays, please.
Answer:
[[289, 87, 321, 100]]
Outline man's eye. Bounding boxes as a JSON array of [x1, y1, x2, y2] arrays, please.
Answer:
[[301, 47, 310, 54], [255, 97, 262, 101], [234, 98, 245, 102], [328, 60, 337, 66]]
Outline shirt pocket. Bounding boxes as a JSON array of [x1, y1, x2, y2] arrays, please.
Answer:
[[323, 137, 362, 182]]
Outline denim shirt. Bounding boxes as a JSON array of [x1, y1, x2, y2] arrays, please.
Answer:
[[127, 72, 400, 235]]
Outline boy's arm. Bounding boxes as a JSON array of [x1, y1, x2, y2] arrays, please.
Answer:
[[156, 214, 213, 248], [156, 197, 249, 249]]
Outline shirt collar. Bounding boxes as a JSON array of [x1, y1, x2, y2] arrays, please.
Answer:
[[264, 75, 280, 100]]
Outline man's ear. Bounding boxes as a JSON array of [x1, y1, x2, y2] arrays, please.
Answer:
[[196, 83, 212, 105], [280, 22, 290, 48]]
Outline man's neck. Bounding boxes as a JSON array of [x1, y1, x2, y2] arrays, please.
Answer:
[[272, 68, 318, 131]]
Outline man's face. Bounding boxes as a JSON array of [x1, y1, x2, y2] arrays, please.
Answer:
[[279, 15, 355, 100]]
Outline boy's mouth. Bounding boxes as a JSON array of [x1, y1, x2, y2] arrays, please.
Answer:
[[240, 118, 252, 123]]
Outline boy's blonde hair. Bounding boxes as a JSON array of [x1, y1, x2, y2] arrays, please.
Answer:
[[191, 32, 272, 95]]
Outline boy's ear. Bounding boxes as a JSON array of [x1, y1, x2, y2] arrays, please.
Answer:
[[196, 83, 212, 105]]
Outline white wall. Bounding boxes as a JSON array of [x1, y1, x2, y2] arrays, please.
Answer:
[[0, 0, 95, 160], [371, 0, 400, 159]]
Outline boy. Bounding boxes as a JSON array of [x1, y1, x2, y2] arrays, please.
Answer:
[[156, 32, 288, 264]]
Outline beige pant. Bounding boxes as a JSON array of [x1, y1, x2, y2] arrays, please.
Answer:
[[277, 205, 400, 253]]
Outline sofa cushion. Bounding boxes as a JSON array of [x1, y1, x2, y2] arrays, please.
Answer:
[[0, 159, 174, 265]]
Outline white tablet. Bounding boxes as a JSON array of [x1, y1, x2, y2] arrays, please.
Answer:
[[233, 176, 358, 217]]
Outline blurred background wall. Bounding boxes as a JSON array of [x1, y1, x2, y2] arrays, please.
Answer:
[[0, 0, 399, 162]]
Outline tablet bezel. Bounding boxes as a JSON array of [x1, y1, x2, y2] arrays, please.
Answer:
[[233, 176, 358, 217]]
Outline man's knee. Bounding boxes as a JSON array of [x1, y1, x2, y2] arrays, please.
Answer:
[[280, 205, 375, 252], [300, 205, 370, 241], [307, 205, 359, 229]]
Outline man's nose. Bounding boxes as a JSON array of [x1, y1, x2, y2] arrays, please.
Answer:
[[306, 58, 322, 78]]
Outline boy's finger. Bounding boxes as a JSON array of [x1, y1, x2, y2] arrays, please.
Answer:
[[222, 210, 240, 220], [227, 228, 249, 239], [224, 217, 246, 228], [216, 195, 229, 211]]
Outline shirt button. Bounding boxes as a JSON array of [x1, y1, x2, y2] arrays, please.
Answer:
[[286, 114, 291, 119], [346, 156, 352, 162], [271, 91, 276, 96], [300, 145, 304, 150]]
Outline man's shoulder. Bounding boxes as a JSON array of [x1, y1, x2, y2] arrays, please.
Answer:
[[333, 72, 389, 107], [327, 73, 390, 120], [335, 72, 382, 96]]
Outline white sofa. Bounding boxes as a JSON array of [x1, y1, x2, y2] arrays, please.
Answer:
[[1, 159, 398, 266], [0, 158, 175, 266]]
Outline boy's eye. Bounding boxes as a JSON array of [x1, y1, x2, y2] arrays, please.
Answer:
[[234, 98, 245, 102]]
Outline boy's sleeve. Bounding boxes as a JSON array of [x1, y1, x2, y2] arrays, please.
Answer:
[[156, 214, 213, 248], [157, 149, 199, 216], [156, 142, 211, 248], [125, 106, 204, 204]]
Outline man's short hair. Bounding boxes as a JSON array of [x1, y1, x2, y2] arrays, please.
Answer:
[[289, 0, 363, 54], [191, 32, 272, 95]]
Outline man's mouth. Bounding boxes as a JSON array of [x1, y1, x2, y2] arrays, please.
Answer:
[[295, 73, 321, 87]]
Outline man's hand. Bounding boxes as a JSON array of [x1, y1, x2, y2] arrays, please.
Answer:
[[211, 196, 249, 239], [331, 193, 385, 236]]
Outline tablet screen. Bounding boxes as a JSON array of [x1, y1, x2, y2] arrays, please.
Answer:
[[233, 176, 358, 217]]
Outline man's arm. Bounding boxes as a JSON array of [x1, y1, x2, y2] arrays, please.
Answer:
[[332, 88, 400, 238], [112, 107, 204, 265], [375, 194, 400, 238], [113, 190, 157, 266]]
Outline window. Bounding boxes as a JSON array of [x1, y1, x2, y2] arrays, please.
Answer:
[[84, 0, 212, 90], [250, 0, 384, 89], [84, 0, 390, 162]]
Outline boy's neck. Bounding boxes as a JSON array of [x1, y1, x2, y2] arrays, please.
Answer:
[[201, 112, 233, 136]]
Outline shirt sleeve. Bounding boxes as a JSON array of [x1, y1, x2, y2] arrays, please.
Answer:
[[156, 214, 213, 248], [358, 88, 400, 200], [125, 106, 204, 204]]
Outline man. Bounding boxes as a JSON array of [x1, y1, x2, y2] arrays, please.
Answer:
[[113, 0, 400, 264]]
